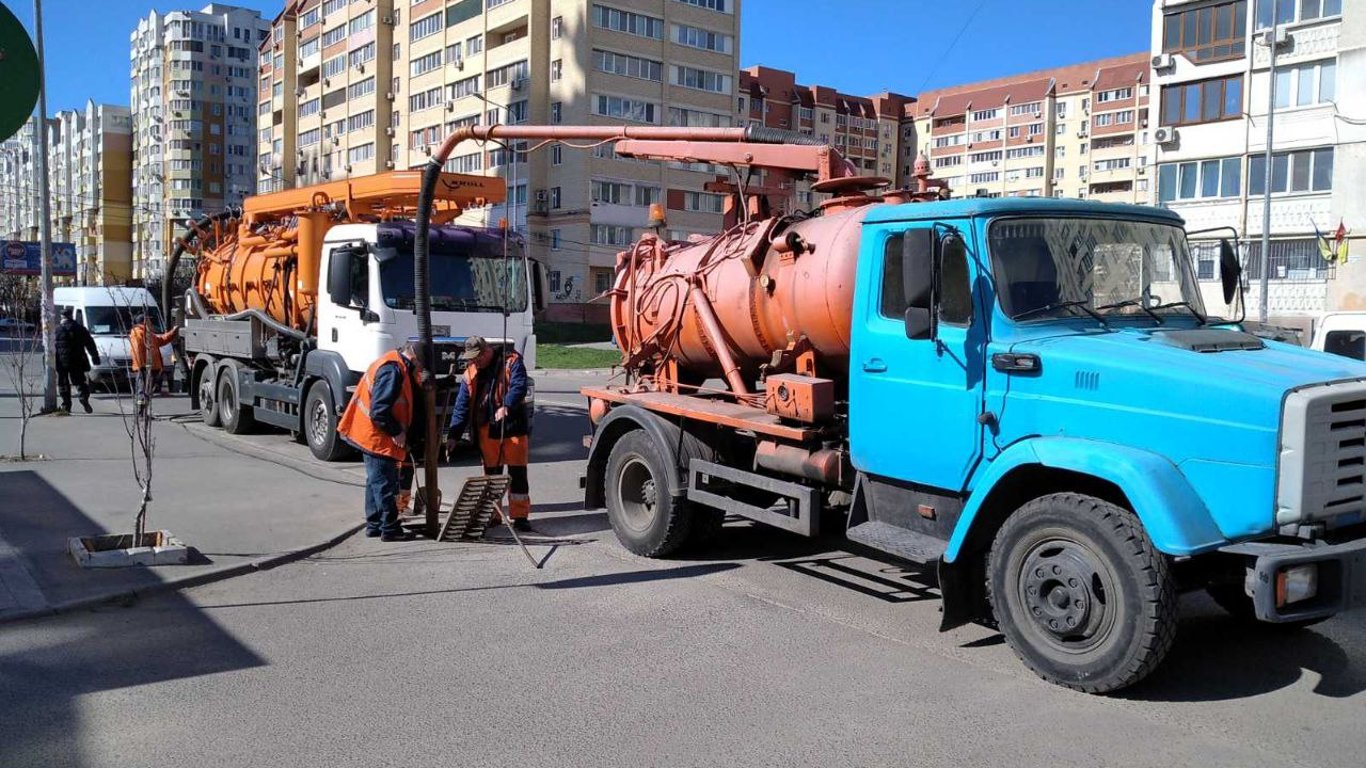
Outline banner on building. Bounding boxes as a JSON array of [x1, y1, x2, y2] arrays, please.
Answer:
[[0, 241, 77, 276]]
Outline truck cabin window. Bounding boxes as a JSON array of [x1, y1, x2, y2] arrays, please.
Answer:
[[377, 242, 529, 314], [1324, 330, 1365, 360], [879, 232, 973, 325], [988, 218, 1206, 322]]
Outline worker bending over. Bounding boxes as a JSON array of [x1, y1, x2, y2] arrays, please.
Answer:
[[445, 336, 532, 532], [129, 314, 179, 411], [339, 342, 427, 541]]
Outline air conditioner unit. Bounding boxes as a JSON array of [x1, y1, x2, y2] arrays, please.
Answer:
[[452, 57, 464, 71], [385, 159, 395, 168], [344, 164, 352, 172], [510, 78, 526, 92], [1138, 166, 1147, 175], [1154, 126, 1178, 145], [1139, 117, 1149, 128], [535, 190, 548, 202], [446, 101, 456, 112], [423, 145, 432, 156], [381, 14, 393, 25], [332, 137, 340, 145], [354, 62, 365, 73], [295, 88, 305, 97], [1151, 53, 1175, 71], [386, 91, 395, 101], [385, 126, 395, 137], [323, 78, 330, 86], [1077, 131, 1087, 139]]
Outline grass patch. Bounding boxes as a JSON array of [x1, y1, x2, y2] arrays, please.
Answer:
[[536, 321, 613, 344], [536, 343, 621, 370]]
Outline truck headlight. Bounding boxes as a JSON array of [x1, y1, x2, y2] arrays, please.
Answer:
[[1275, 564, 1319, 607]]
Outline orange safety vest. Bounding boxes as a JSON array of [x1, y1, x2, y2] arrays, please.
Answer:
[[464, 351, 521, 428], [130, 323, 178, 371], [338, 350, 415, 460]]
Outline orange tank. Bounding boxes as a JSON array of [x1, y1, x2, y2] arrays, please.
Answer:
[[609, 203, 875, 386]]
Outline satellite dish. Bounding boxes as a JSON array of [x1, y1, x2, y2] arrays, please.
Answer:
[[0, 3, 40, 142]]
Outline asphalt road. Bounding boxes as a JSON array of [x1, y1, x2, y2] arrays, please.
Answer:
[[2, 369, 1365, 767]]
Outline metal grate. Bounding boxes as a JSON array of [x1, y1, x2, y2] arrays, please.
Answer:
[[436, 475, 510, 542], [1278, 382, 1366, 527]]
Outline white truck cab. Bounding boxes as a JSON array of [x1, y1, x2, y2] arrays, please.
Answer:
[[1311, 311, 1366, 361]]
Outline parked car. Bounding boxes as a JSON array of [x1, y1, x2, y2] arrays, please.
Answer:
[[0, 317, 36, 336], [1310, 311, 1366, 361]]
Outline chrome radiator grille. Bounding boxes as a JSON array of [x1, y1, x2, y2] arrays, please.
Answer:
[[1278, 380, 1366, 527]]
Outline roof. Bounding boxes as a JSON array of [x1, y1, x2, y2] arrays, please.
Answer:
[[912, 52, 1149, 118], [1093, 59, 1149, 91], [922, 77, 1052, 118], [861, 197, 1186, 225]]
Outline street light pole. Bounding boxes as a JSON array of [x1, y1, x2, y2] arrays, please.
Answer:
[[32, 0, 57, 412], [1257, 26, 1286, 324]]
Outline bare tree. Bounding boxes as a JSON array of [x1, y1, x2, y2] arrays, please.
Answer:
[[103, 286, 162, 543], [1, 276, 42, 461]]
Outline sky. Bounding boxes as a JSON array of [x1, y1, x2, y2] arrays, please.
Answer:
[[4, 0, 1153, 115]]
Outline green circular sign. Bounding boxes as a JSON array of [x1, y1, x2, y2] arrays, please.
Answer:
[[0, 2, 40, 143]]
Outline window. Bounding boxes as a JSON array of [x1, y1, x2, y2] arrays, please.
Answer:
[[1157, 156, 1242, 202], [1164, 1, 1247, 61], [411, 50, 442, 77], [677, 0, 730, 11], [347, 110, 374, 133], [349, 10, 375, 35], [1323, 330, 1365, 361], [487, 60, 530, 88], [300, 6, 320, 27], [448, 75, 480, 99], [409, 86, 443, 112], [551, 16, 563, 39], [323, 25, 347, 47], [594, 49, 662, 81], [551, 145, 562, 165], [1256, 0, 1342, 29], [466, 35, 483, 55], [594, 94, 657, 123], [444, 152, 482, 173], [672, 65, 731, 93], [679, 191, 724, 213], [1009, 102, 1041, 116], [673, 23, 733, 52], [409, 10, 442, 41], [323, 55, 346, 79], [299, 36, 320, 59], [300, 128, 321, 147], [591, 4, 663, 39], [1160, 75, 1242, 125], [1092, 110, 1134, 127], [969, 172, 999, 184], [1096, 87, 1133, 103], [970, 150, 1003, 163], [1028, 122, 1044, 136], [323, 0, 347, 15], [1024, 167, 1045, 179], [299, 98, 320, 117], [349, 43, 376, 69], [551, 59, 562, 82], [550, 187, 561, 208], [971, 108, 999, 121], [1269, 60, 1337, 108], [1093, 157, 1131, 172], [347, 143, 375, 164], [348, 77, 375, 100], [592, 224, 634, 245], [934, 156, 963, 168], [1248, 147, 1333, 194], [1244, 238, 1337, 281]]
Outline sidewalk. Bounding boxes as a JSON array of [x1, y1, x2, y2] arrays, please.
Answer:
[[0, 386, 364, 624]]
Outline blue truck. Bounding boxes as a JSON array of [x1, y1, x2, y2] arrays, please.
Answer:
[[582, 196, 1366, 693]]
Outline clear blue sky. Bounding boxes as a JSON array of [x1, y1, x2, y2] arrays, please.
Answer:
[[6, 0, 1152, 114]]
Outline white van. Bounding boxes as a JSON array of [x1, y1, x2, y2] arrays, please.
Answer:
[[1310, 311, 1366, 361], [53, 286, 174, 385]]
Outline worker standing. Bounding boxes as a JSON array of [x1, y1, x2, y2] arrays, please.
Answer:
[[54, 306, 100, 413], [338, 342, 427, 541], [444, 336, 532, 531], [129, 314, 179, 411]]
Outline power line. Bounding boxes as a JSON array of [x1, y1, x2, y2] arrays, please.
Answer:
[[916, 0, 991, 94]]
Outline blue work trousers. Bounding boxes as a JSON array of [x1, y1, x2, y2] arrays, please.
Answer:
[[362, 451, 403, 535]]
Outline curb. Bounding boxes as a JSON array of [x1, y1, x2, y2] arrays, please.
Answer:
[[534, 367, 615, 377], [0, 523, 365, 626]]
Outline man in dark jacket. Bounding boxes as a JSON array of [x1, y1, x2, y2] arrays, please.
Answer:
[[444, 336, 532, 531], [54, 307, 100, 413]]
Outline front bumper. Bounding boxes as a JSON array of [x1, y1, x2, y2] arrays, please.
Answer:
[[1220, 536, 1366, 622]]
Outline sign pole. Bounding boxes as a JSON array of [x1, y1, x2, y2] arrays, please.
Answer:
[[32, 0, 56, 412]]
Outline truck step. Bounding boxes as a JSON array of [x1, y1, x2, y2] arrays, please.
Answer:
[[846, 521, 947, 565]]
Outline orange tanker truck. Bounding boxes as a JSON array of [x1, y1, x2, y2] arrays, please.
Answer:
[[168, 170, 544, 461]]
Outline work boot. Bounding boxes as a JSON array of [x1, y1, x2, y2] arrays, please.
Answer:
[[380, 529, 415, 542], [80, 398, 92, 414], [511, 518, 532, 533]]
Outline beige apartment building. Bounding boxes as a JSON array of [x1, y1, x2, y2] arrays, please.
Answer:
[[261, 0, 740, 320], [130, 4, 270, 281], [736, 65, 911, 211], [906, 54, 1153, 203], [0, 106, 135, 284]]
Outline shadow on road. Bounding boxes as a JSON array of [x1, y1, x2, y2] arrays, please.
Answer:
[[529, 404, 590, 464]]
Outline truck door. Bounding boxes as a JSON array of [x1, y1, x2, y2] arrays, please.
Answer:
[[849, 223, 986, 491], [318, 242, 380, 373]]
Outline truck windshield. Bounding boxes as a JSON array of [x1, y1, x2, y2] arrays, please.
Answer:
[[378, 249, 528, 314], [988, 218, 1207, 323], [85, 306, 165, 335]]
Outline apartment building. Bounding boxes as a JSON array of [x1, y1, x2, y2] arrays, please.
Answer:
[[0, 106, 134, 284], [130, 4, 269, 281], [905, 54, 1152, 203], [1150, 0, 1364, 319], [736, 65, 911, 210], [261, 0, 740, 320]]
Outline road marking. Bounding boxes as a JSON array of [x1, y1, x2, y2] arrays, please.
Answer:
[[535, 397, 588, 409]]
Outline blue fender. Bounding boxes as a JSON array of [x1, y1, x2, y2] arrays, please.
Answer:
[[943, 437, 1227, 562]]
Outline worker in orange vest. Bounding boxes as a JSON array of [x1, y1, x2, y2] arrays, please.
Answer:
[[444, 336, 532, 531], [338, 342, 427, 541], [129, 313, 179, 410]]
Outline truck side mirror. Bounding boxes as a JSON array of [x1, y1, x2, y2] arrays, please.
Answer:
[[1218, 238, 1241, 305], [900, 229, 936, 340], [327, 244, 363, 308], [904, 307, 932, 340], [531, 259, 548, 312]]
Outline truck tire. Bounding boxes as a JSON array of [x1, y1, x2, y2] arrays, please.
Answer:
[[986, 493, 1178, 693], [196, 361, 221, 427], [605, 429, 699, 557], [217, 363, 256, 435], [304, 380, 353, 462], [1205, 584, 1330, 630]]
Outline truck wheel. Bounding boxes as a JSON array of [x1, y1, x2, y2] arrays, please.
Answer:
[[1205, 584, 1330, 630], [304, 380, 352, 462], [605, 430, 697, 557], [197, 363, 221, 427], [986, 493, 1178, 693], [217, 364, 256, 435]]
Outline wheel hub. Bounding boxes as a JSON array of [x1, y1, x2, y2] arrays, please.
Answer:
[[310, 400, 329, 445], [1020, 543, 1105, 642]]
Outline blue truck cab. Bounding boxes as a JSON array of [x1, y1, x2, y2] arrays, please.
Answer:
[[585, 196, 1366, 693]]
